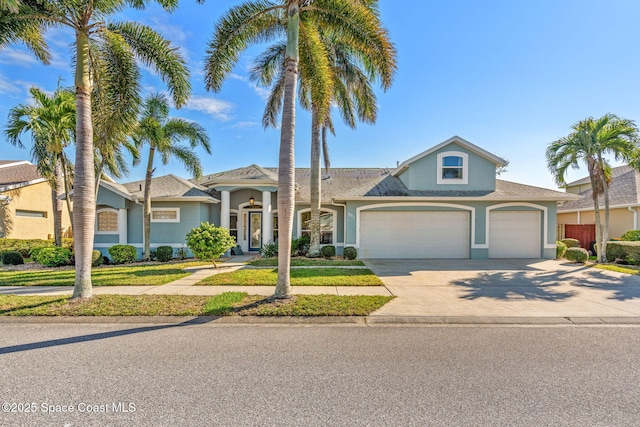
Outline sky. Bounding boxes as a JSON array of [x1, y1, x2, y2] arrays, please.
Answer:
[[2, 0, 640, 190]]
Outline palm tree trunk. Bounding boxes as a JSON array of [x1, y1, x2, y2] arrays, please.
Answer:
[[599, 154, 610, 262], [95, 158, 105, 197], [72, 31, 96, 299], [274, 2, 300, 299], [308, 104, 322, 257], [52, 159, 64, 246], [60, 153, 73, 233], [143, 147, 155, 260]]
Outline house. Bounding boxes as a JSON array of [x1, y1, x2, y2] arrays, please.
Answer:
[[95, 136, 577, 259], [0, 160, 72, 240], [557, 165, 640, 245]]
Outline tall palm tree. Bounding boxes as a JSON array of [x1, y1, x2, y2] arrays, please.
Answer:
[[5, 86, 76, 246], [251, 27, 396, 256], [547, 113, 639, 262], [1, 0, 190, 298], [133, 93, 211, 260], [205, 0, 392, 298]]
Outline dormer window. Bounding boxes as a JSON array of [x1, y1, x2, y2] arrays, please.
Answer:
[[437, 151, 468, 184]]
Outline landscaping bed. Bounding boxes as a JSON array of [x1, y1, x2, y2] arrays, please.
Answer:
[[0, 293, 394, 316], [592, 264, 640, 276], [197, 268, 384, 286], [249, 257, 365, 267]]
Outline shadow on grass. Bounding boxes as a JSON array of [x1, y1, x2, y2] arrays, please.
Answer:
[[0, 297, 68, 315], [0, 316, 219, 355]]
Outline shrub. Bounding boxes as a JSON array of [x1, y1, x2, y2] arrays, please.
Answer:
[[0, 238, 54, 258], [260, 241, 278, 258], [29, 245, 50, 261], [320, 245, 336, 259], [156, 246, 174, 262], [343, 246, 358, 260], [606, 242, 640, 265], [108, 245, 138, 264], [1, 251, 24, 265], [291, 235, 310, 256], [621, 230, 640, 241], [92, 250, 104, 267], [556, 241, 567, 259], [186, 222, 236, 268], [565, 247, 588, 263], [561, 238, 580, 248], [36, 247, 72, 267]]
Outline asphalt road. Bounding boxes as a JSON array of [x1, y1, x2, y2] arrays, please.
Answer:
[[1, 322, 639, 426]]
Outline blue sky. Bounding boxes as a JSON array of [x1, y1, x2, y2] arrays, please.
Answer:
[[2, 0, 640, 190]]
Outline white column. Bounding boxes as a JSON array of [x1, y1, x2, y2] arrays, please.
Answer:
[[118, 208, 128, 244], [262, 190, 272, 244], [221, 190, 230, 229]]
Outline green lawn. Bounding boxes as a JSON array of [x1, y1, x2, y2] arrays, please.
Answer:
[[198, 267, 384, 286], [0, 293, 394, 316], [593, 264, 640, 276], [249, 258, 365, 267], [0, 261, 210, 287]]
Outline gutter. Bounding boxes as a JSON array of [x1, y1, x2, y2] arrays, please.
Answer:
[[629, 206, 638, 230]]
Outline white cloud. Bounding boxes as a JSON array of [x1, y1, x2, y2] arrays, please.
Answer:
[[0, 47, 40, 67], [0, 73, 38, 96], [226, 121, 259, 130], [229, 72, 271, 101], [185, 95, 234, 121]]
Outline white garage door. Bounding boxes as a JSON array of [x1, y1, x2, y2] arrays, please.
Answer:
[[359, 210, 470, 259], [489, 210, 541, 258]]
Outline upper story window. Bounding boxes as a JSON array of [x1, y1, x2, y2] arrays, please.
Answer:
[[437, 151, 468, 185], [96, 209, 118, 234]]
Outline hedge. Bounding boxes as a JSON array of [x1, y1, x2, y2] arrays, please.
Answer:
[[561, 238, 580, 248], [556, 241, 567, 259], [606, 242, 640, 265], [1, 251, 24, 265], [156, 246, 173, 262], [0, 238, 73, 258], [108, 245, 138, 264], [621, 230, 640, 242], [565, 247, 588, 263], [35, 247, 72, 267]]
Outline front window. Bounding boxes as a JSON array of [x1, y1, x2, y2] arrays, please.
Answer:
[[229, 213, 238, 241], [301, 211, 333, 244], [151, 208, 180, 222], [97, 210, 118, 233], [272, 214, 278, 241], [442, 156, 463, 179]]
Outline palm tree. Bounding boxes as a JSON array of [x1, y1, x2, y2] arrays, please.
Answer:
[[547, 113, 639, 262], [5, 86, 76, 246], [133, 93, 211, 260], [1, 0, 190, 298], [205, 0, 392, 298], [251, 27, 396, 256]]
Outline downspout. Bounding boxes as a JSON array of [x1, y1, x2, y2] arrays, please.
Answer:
[[629, 206, 638, 230], [331, 200, 348, 248]]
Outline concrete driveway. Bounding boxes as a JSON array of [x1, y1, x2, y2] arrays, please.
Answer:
[[364, 259, 640, 320]]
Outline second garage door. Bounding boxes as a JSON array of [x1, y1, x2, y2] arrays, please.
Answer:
[[359, 210, 470, 259], [489, 210, 541, 258]]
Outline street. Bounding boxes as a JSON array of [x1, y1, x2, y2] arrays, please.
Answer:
[[1, 322, 639, 426]]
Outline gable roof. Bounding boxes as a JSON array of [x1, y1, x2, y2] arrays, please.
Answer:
[[392, 136, 507, 176], [558, 165, 640, 211], [195, 164, 278, 187], [123, 174, 218, 203], [0, 161, 46, 192]]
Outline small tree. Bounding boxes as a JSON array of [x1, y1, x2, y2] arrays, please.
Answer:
[[186, 222, 236, 268]]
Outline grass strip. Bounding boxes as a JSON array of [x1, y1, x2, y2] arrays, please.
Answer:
[[593, 264, 640, 276], [249, 258, 365, 267], [198, 268, 383, 286], [0, 293, 393, 317]]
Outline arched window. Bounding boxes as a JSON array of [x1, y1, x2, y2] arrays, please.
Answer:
[[437, 151, 468, 184]]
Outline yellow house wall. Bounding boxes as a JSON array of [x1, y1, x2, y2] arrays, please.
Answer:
[[2, 181, 72, 240], [557, 208, 636, 239]]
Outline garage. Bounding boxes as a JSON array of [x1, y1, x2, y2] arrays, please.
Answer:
[[359, 210, 470, 259], [489, 210, 541, 258]]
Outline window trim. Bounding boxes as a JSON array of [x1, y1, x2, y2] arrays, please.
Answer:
[[150, 207, 180, 223], [96, 208, 119, 234], [297, 208, 336, 245], [436, 151, 468, 185]]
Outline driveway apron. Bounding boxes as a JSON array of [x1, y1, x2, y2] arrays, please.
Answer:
[[364, 259, 640, 318]]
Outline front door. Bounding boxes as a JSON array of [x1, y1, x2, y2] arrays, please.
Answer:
[[248, 211, 262, 251]]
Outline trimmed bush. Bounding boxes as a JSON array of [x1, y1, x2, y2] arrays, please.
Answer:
[[556, 241, 567, 259], [621, 230, 640, 241], [606, 242, 640, 265], [108, 244, 138, 264], [0, 238, 54, 258], [156, 246, 174, 262], [260, 241, 278, 258], [565, 247, 588, 263], [561, 238, 580, 248], [186, 222, 236, 268], [343, 246, 358, 260], [92, 250, 104, 267], [1, 251, 24, 265], [35, 247, 72, 267], [320, 245, 336, 259]]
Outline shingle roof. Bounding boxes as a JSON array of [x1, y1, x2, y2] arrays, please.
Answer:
[[196, 164, 278, 186], [565, 165, 633, 187], [0, 161, 45, 190], [123, 174, 218, 202], [558, 166, 640, 211]]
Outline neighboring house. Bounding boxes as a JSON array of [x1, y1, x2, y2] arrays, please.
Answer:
[[94, 174, 219, 257], [0, 160, 72, 240], [557, 165, 640, 243], [95, 136, 575, 259]]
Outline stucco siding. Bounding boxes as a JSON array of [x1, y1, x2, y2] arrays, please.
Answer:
[[557, 208, 636, 238], [96, 187, 127, 209]]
